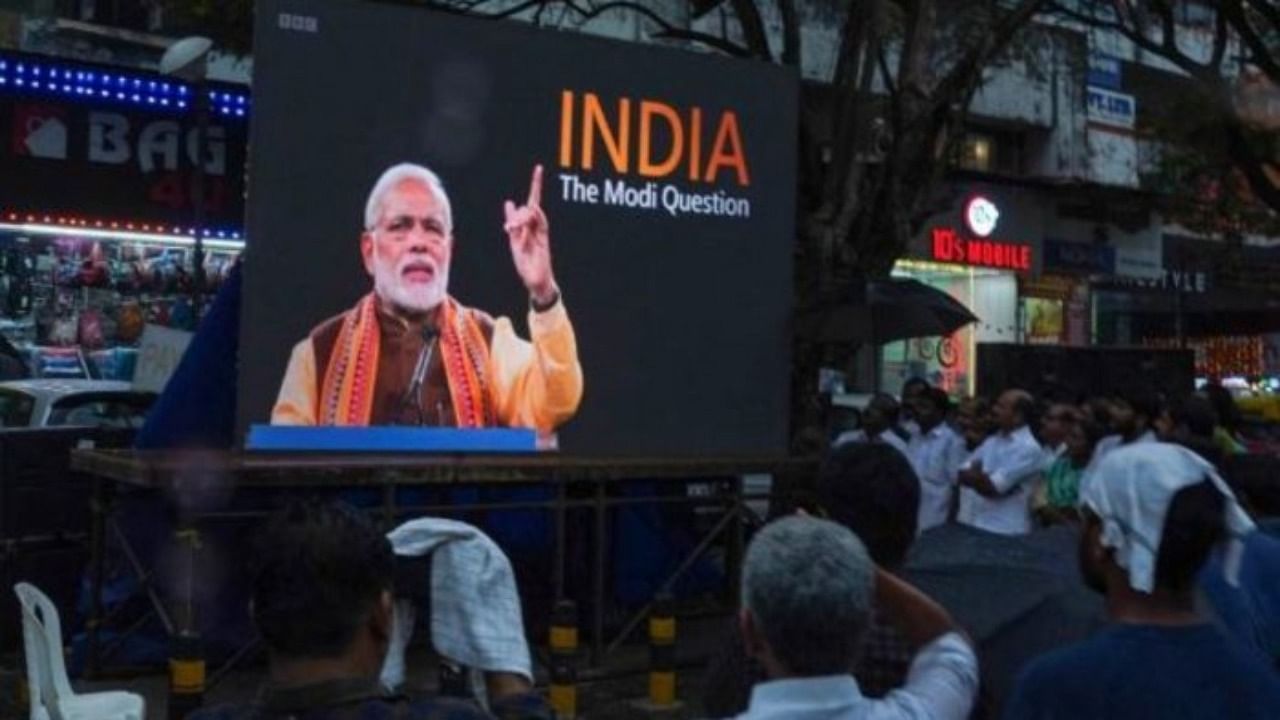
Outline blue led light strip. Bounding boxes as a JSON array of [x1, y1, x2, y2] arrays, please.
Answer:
[[0, 55, 250, 118]]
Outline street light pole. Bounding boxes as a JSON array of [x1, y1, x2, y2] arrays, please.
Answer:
[[160, 36, 213, 324], [190, 79, 209, 317]]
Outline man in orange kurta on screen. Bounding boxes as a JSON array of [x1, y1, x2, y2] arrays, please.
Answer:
[[271, 163, 583, 433]]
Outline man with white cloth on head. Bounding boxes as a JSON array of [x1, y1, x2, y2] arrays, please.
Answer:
[[955, 389, 1043, 535], [380, 517, 532, 707], [1005, 443, 1280, 720]]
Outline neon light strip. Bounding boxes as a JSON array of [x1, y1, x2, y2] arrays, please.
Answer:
[[2, 212, 241, 240], [0, 223, 245, 251], [0, 55, 249, 117]]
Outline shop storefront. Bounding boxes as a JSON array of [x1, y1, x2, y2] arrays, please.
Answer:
[[1130, 235, 1280, 383], [882, 189, 1035, 397], [0, 50, 248, 383], [1019, 274, 1090, 346]]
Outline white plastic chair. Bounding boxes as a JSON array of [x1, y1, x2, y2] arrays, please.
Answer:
[[13, 582, 145, 720]]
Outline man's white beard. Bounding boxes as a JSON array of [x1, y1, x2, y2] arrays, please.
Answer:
[[372, 254, 450, 313]]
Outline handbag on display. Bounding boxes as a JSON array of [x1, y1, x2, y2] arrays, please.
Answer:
[[48, 311, 79, 346], [78, 242, 109, 288], [37, 347, 87, 378], [4, 276, 31, 317], [169, 298, 195, 331], [77, 308, 105, 349], [117, 301, 145, 343], [55, 257, 80, 288], [149, 300, 171, 327], [98, 309, 118, 346]]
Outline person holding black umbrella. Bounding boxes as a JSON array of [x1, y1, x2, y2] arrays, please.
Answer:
[[907, 387, 968, 532]]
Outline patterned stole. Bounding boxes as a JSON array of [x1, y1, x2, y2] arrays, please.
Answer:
[[318, 294, 493, 427]]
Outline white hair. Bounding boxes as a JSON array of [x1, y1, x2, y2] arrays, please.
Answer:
[[742, 516, 874, 676], [363, 163, 453, 232]]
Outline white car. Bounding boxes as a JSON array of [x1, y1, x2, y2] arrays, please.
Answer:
[[0, 380, 157, 429]]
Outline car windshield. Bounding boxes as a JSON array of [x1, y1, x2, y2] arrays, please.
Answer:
[[0, 388, 36, 428], [46, 392, 156, 429]]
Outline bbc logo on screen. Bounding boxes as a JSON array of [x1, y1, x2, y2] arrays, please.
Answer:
[[278, 12, 319, 33]]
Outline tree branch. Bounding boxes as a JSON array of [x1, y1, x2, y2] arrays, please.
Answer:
[[1155, 0, 1177, 56], [826, 1, 883, 232], [1048, 1, 1214, 84], [831, 0, 866, 94], [1049, 1, 1134, 38], [1224, 1, 1280, 85], [897, 0, 934, 100], [729, 0, 774, 60], [877, 41, 899, 98], [824, 0, 876, 216], [931, 0, 1047, 117], [777, 0, 802, 67], [651, 28, 753, 56], [480, 0, 753, 56], [1225, 119, 1280, 211], [1209, 2, 1230, 72], [1243, 0, 1280, 35]]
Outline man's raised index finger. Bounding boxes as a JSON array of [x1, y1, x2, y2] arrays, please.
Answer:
[[527, 164, 543, 207]]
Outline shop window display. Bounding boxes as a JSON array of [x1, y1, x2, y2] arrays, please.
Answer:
[[0, 232, 239, 382], [880, 260, 1019, 397]]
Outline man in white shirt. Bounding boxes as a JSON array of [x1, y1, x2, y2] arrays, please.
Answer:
[[834, 393, 909, 457], [730, 516, 978, 720], [906, 387, 967, 532], [956, 389, 1043, 535], [899, 378, 930, 440], [1087, 387, 1162, 472]]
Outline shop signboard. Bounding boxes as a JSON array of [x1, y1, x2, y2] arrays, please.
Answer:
[[1087, 53, 1123, 90], [1093, 269, 1210, 294], [1164, 234, 1280, 295], [925, 194, 1035, 272], [1043, 238, 1115, 275], [1086, 86, 1136, 130], [0, 51, 249, 233], [1113, 237, 1164, 279]]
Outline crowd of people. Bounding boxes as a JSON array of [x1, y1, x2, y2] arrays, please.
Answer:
[[801, 379, 1280, 719], [186, 379, 1279, 719], [832, 379, 1272, 535]]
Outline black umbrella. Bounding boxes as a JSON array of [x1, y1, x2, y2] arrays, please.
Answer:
[[904, 524, 1107, 719], [800, 278, 979, 344]]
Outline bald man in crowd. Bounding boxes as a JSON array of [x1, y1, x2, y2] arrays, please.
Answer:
[[956, 389, 1044, 535]]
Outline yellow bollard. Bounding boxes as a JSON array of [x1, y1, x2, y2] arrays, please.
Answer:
[[549, 600, 578, 718], [648, 593, 676, 708], [168, 631, 204, 719]]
